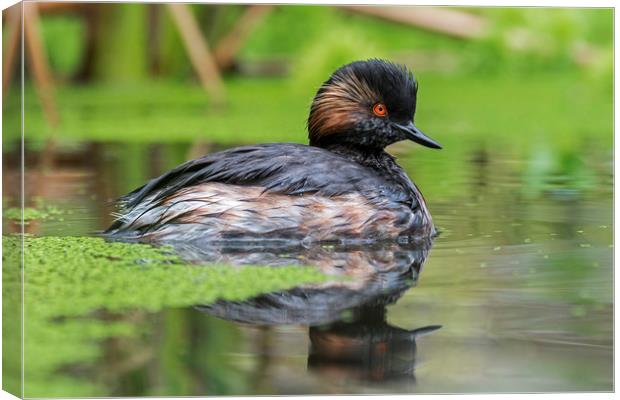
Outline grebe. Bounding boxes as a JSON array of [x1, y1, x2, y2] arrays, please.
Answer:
[[106, 59, 442, 243]]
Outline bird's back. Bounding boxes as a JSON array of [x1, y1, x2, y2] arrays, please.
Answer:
[[106, 143, 433, 243]]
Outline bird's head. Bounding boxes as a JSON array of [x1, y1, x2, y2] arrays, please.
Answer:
[[307, 59, 441, 151]]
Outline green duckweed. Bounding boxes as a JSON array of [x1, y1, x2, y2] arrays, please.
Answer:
[[5, 205, 64, 223], [3, 235, 329, 397]]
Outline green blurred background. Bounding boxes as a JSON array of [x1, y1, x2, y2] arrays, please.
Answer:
[[4, 4, 613, 147]]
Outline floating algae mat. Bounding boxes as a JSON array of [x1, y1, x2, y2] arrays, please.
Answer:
[[4, 197, 67, 226], [3, 235, 329, 397], [4, 206, 65, 223]]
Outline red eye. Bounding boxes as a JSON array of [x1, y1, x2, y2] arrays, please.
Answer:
[[373, 103, 387, 117]]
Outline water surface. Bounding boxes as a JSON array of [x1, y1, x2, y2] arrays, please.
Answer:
[[3, 137, 612, 395]]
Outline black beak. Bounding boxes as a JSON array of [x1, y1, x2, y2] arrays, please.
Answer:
[[396, 121, 442, 149]]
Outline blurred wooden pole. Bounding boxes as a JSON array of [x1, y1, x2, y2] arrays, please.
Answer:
[[186, 141, 211, 160], [341, 6, 487, 39], [213, 5, 273, 70], [2, 4, 59, 203], [166, 3, 226, 106], [23, 2, 60, 199], [23, 2, 59, 127], [3, 5, 21, 102]]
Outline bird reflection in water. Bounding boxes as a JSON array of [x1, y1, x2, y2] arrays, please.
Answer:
[[172, 238, 441, 385], [308, 303, 440, 383]]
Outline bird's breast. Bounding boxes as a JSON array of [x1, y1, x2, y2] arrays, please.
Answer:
[[112, 182, 433, 242]]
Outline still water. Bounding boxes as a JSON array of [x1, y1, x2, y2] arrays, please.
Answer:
[[4, 138, 613, 395]]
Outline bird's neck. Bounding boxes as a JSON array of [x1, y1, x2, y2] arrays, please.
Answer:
[[321, 143, 425, 218], [321, 143, 397, 174]]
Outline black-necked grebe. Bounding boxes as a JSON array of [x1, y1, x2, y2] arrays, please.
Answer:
[[105, 59, 442, 242]]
